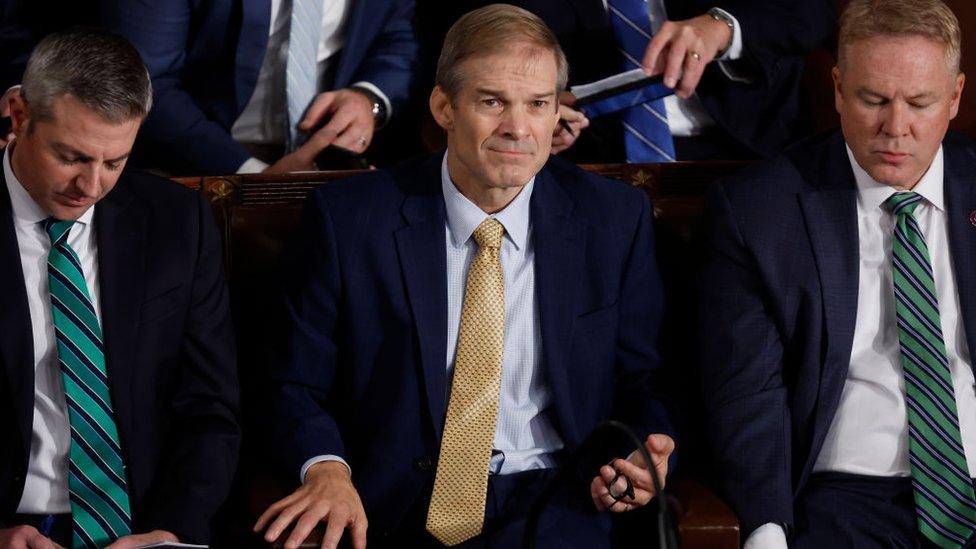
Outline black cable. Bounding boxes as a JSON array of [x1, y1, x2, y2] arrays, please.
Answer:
[[521, 420, 678, 549]]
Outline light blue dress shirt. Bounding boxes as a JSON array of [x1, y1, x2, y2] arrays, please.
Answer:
[[440, 153, 564, 475]]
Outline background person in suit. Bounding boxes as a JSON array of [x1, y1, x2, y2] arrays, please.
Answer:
[[0, 29, 239, 548], [416, 0, 835, 162], [700, 0, 975, 547], [254, 5, 675, 548], [101, 0, 418, 175]]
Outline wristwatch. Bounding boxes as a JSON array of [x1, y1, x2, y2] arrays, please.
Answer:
[[707, 8, 735, 58], [349, 85, 388, 127]]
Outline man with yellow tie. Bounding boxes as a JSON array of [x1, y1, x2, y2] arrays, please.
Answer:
[[256, 5, 676, 548]]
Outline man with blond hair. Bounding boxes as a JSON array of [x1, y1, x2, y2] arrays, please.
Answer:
[[700, 0, 976, 547], [255, 4, 676, 548]]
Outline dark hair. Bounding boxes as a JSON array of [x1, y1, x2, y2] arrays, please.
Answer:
[[21, 27, 152, 124]]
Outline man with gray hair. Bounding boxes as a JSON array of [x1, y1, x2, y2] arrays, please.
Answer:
[[255, 4, 675, 548], [700, 0, 976, 547], [0, 28, 239, 548]]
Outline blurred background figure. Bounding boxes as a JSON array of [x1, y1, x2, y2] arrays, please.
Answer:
[[100, 0, 418, 175], [417, 0, 835, 162]]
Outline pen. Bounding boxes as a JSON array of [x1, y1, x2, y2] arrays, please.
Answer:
[[558, 118, 575, 137]]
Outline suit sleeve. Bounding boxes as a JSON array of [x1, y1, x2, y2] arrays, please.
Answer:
[[140, 192, 241, 542], [698, 182, 793, 536], [100, 0, 252, 175], [713, 0, 835, 82], [265, 191, 347, 482], [612, 191, 676, 448], [349, 0, 418, 115]]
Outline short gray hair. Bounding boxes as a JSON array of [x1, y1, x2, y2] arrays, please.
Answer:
[[838, 0, 961, 72], [436, 4, 569, 98], [21, 28, 153, 124]]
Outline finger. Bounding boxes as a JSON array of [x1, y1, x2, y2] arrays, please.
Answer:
[[559, 106, 586, 124], [332, 119, 373, 153], [25, 531, 58, 549], [255, 493, 300, 531], [301, 92, 338, 130], [642, 23, 675, 76], [663, 31, 691, 89], [320, 509, 350, 549], [676, 39, 707, 98], [599, 463, 618, 484], [313, 110, 358, 150], [648, 433, 677, 457], [284, 508, 327, 549], [350, 514, 368, 549], [590, 476, 608, 511], [266, 501, 309, 542], [614, 458, 652, 490]]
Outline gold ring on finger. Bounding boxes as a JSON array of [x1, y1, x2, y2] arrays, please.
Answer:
[[689, 51, 701, 61]]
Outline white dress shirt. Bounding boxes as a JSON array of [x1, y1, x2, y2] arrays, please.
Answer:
[[5, 144, 102, 514], [600, 0, 746, 137], [232, 0, 391, 173], [440, 153, 564, 475], [745, 146, 976, 548]]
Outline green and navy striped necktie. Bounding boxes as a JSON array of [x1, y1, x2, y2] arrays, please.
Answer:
[[44, 218, 132, 548], [884, 192, 976, 547]]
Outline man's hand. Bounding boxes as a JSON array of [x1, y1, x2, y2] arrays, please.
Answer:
[[254, 461, 367, 549], [0, 525, 65, 549], [641, 14, 733, 99], [1, 86, 20, 148], [590, 434, 675, 512], [104, 530, 178, 548], [551, 103, 589, 154], [263, 88, 376, 174]]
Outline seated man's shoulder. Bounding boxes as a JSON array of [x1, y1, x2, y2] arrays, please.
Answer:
[[945, 130, 976, 162], [310, 155, 437, 215], [715, 130, 841, 206], [116, 169, 202, 218]]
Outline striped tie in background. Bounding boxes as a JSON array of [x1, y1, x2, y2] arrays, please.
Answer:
[[285, 0, 324, 149], [606, 0, 675, 162]]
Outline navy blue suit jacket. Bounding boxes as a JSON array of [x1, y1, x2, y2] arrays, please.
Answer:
[[102, 0, 418, 175], [266, 154, 674, 536], [0, 169, 240, 542], [699, 131, 976, 535]]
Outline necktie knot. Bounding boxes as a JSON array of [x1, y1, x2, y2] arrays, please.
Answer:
[[43, 217, 75, 246], [473, 218, 504, 250], [883, 192, 923, 216]]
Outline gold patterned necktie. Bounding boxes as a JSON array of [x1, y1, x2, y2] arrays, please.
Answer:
[[426, 218, 506, 546]]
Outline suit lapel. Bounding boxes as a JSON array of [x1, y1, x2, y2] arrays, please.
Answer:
[[236, 0, 272, 111], [943, 139, 976, 368], [796, 135, 860, 472], [95, 179, 147, 454], [394, 157, 449, 440], [531, 166, 586, 443], [0, 168, 35, 457]]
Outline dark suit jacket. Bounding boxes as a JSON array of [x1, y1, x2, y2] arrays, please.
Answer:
[[419, 0, 834, 160], [699, 130, 976, 535], [266, 153, 675, 536], [101, 0, 418, 175], [0, 168, 240, 543]]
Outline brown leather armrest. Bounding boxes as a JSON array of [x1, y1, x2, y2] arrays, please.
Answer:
[[669, 472, 740, 549]]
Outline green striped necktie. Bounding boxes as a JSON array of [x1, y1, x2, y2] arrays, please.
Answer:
[[44, 218, 132, 548], [884, 192, 976, 547]]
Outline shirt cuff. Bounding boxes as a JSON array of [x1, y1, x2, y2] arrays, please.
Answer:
[[236, 157, 269, 174], [350, 81, 392, 127], [744, 523, 788, 549], [711, 7, 743, 61], [300, 455, 352, 484]]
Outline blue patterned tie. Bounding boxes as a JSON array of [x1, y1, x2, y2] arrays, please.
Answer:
[[884, 193, 976, 548], [285, 0, 324, 149], [606, 0, 675, 162], [45, 219, 132, 548]]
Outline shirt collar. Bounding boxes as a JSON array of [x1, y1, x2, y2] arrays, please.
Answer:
[[847, 143, 945, 212], [440, 151, 534, 250], [3, 140, 95, 229]]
